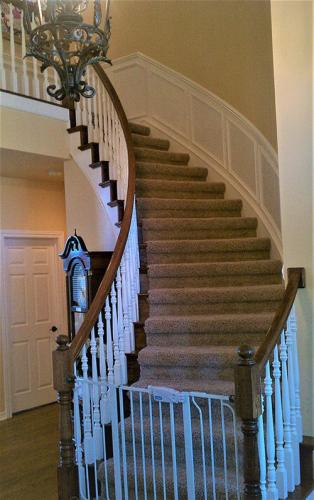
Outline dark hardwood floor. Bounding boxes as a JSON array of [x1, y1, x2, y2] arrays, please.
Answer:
[[0, 403, 58, 499]]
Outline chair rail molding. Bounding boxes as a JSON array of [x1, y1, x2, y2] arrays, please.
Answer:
[[106, 52, 282, 257]]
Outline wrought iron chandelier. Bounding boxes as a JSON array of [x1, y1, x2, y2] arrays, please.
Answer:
[[9, 0, 111, 101]]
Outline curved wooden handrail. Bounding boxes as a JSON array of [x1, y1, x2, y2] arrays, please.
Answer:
[[69, 63, 136, 361], [254, 267, 305, 372]]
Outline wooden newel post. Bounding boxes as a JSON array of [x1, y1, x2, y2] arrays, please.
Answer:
[[53, 335, 79, 500], [234, 344, 262, 499]]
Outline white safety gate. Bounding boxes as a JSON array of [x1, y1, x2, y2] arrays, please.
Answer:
[[73, 381, 240, 500]]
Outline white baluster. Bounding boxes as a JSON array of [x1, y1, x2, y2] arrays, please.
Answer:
[[29, 13, 41, 98], [86, 67, 93, 140], [125, 246, 135, 352], [288, 306, 302, 442], [105, 297, 114, 385], [102, 87, 109, 162], [81, 344, 95, 464], [98, 312, 110, 424], [285, 326, 300, 485], [96, 72, 104, 159], [21, 10, 29, 95], [90, 328, 103, 459], [280, 332, 295, 491], [81, 91, 88, 128], [111, 281, 121, 385], [116, 267, 128, 384], [9, 3, 18, 92], [0, 3, 7, 89], [264, 361, 279, 499], [258, 396, 267, 500], [120, 254, 131, 353], [73, 365, 87, 498], [273, 345, 288, 499]]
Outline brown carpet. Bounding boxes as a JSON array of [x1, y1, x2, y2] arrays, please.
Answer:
[[99, 122, 283, 498]]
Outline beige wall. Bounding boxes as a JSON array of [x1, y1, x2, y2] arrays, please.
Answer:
[[271, 1, 313, 435], [104, 0, 277, 148], [0, 177, 66, 232], [64, 159, 116, 251], [0, 176, 66, 416], [0, 105, 69, 159]]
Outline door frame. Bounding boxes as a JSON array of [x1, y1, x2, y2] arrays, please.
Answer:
[[0, 230, 66, 420]]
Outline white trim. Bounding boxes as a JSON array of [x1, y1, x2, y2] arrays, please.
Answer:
[[0, 229, 66, 419], [0, 90, 69, 121], [106, 52, 282, 257]]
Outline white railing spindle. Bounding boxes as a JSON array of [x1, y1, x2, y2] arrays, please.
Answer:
[[90, 327, 103, 459], [264, 361, 279, 499], [288, 307, 303, 442], [0, 3, 7, 89], [280, 332, 295, 492], [258, 396, 267, 500], [9, 3, 18, 92], [110, 281, 121, 386], [81, 344, 95, 465], [272, 345, 288, 499], [285, 326, 301, 485], [98, 312, 110, 425]]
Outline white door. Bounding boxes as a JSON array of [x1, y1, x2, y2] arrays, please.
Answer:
[[4, 237, 64, 413]]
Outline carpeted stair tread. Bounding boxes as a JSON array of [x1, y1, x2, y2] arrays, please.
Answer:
[[129, 122, 151, 136], [132, 377, 235, 396], [146, 237, 270, 252], [142, 216, 257, 230], [137, 197, 242, 214], [138, 197, 242, 210], [148, 284, 284, 304], [99, 456, 240, 499], [136, 162, 208, 181], [144, 312, 275, 335], [141, 217, 257, 241], [121, 414, 239, 468], [134, 147, 190, 165], [136, 178, 225, 199], [138, 345, 242, 368], [147, 259, 282, 278], [132, 133, 170, 150]]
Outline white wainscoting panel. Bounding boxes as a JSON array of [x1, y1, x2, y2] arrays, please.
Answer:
[[105, 53, 282, 255], [149, 70, 189, 138], [226, 118, 258, 198], [191, 94, 224, 165]]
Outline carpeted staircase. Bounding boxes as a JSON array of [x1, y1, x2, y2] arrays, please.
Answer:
[[99, 122, 284, 498]]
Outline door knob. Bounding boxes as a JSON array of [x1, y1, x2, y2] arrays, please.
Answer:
[[50, 326, 58, 333]]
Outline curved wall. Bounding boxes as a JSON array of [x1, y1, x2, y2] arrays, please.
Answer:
[[106, 53, 282, 257], [105, 0, 277, 149]]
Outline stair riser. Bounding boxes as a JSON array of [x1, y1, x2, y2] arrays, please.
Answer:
[[140, 273, 149, 293], [135, 149, 189, 165], [101, 479, 239, 500], [148, 274, 283, 288], [99, 463, 240, 500], [146, 332, 265, 347], [137, 189, 224, 200], [132, 135, 170, 150], [143, 228, 257, 241], [138, 209, 242, 219], [129, 122, 150, 136], [138, 298, 149, 322], [122, 432, 238, 468], [136, 167, 207, 181], [149, 300, 282, 316], [143, 250, 270, 265], [140, 365, 234, 381]]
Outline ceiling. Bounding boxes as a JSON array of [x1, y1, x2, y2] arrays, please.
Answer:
[[0, 148, 64, 183]]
